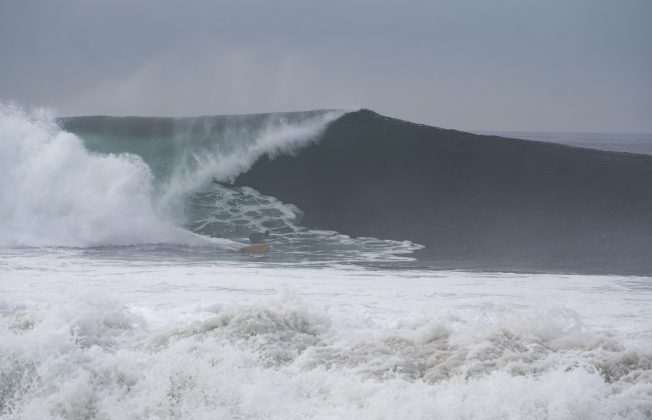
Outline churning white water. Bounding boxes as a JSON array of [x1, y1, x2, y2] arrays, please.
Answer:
[[1, 249, 651, 419], [0, 105, 198, 248]]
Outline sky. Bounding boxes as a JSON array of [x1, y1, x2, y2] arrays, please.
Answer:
[[1, 0, 651, 132]]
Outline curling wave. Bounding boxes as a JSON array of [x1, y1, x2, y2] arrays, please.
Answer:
[[15, 106, 652, 274]]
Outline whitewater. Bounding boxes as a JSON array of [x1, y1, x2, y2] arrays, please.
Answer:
[[1, 105, 651, 419]]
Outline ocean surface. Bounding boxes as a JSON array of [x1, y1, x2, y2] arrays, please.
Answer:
[[1, 105, 651, 419], [482, 131, 652, 156]]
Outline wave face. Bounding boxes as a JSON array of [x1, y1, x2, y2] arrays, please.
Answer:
[[5, 106, 648, 274], [233, 110, 652, 275], [2, 106, 418, 262]]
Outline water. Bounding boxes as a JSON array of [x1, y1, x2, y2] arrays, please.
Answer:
[[2, 105, 652, 418], [483, 131, 652, 156], [1, 249, 651, 419]]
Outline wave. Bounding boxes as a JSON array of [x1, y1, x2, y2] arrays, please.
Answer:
[[2, 105, 416, 261], [233, 110, 652, 275], [7, 105, 652, 273], [0, 105, 194, 247], [57, 109, 423, 262], [58, 109, 345, 214]]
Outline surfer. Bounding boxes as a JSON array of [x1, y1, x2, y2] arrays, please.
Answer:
[[249, 230, 270, 244]]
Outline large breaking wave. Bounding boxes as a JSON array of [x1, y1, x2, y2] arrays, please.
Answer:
[[0, 106, 334, 249], [1, 105, 419, 262], [0, 105, 200, 248], [3, 104, 652, 274], [233, 110, 652, 275]]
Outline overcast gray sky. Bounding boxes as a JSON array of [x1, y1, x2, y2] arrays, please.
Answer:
[[1, 0, 651, 132]]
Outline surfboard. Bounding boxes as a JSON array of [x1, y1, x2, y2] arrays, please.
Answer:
[[239, 242, 271, 253]]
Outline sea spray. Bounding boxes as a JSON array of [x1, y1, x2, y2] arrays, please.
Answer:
[[156, 110, 345, 220], [0, 105, 224, 248]]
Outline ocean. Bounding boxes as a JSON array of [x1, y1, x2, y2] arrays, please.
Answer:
[[480, 131, 652, 156], [1, 105, 651, 419]]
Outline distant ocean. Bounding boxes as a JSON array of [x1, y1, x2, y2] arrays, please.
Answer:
[[2, 106, 651, 419], [483, 130, 652, 156]]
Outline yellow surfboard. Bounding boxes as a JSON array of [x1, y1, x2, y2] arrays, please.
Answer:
[[239, 242, 271, 253]]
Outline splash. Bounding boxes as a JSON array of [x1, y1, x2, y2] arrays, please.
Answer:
[[1, 289, 650, 419], [156, 110, 345, 217], [0, 104, 229, 248]]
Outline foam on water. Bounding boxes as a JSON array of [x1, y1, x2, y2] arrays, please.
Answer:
[[188, 184, 423, 264], [0, 105, 230, 249], [1, 251, 651, 419]]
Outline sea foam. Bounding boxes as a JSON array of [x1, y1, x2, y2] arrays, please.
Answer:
[[0, 105, 186, 247], [1, 281, 650, 420]]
